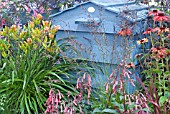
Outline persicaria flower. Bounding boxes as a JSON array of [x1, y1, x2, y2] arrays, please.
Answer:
[[112, 77, 118, 94], [137, 38, 148, 45], [1, 19, 6, 26], [106, 83, 109, 93], [143, 28, 153, 34], [23, 5, 31, 14], [118, 28, 131, 36], [153, 12, 169, 22]]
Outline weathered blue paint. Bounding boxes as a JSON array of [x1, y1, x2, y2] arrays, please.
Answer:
[[50, 0, 151, 93]]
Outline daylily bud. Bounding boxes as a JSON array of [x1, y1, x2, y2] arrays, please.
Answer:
[[36, 14, 42, 20], [42, 21, 49, 27], [29, 21, 34, 28], [10, 25, 17, 31], [26, 38, 32, 45], [49, 33, 54, 39]]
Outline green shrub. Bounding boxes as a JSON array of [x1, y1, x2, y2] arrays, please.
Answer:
[[0, 14, 83, 114]]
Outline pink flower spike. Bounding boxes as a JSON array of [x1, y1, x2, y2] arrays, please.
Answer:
[[64, 107, 68, 113], [67, 91, 70, 98], [38, 6, 45, 13], [1, 19, 6, 26], [73, 96, 78, 106], [23, 5, 31, 14], [87, 75, 91, 86], [87, 88, 91, 99], [49, 89, 53, 96], [82, 73, 86, 82], [33, 10, 37, 17], [57, 90, 62, 99], [106, 83, 109, 93], [109, 72, 114, 79], [112, 77, 118, 94]]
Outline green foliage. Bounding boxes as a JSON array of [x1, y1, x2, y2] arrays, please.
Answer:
[[0, 14, 85, 113], [136, 8, 170, 113]]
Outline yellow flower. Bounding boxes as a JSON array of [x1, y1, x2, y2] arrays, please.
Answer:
[[2, 51, 7, 58], [49, 33, 54, 39], [137, 38, 148, 45], [42, 21, 50, 27], [19, 31, 25, 38], [54, 25, 60, 31], [29, 21, 35, 28], [44, 27, 50, 32], [36, 14, 43, 20], [10, 25, 17, 31]]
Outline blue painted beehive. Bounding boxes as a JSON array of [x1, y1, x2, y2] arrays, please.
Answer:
[[50, 0, 151, 93]]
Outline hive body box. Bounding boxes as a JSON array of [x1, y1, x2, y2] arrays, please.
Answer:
[[50, 0, 151, 93]]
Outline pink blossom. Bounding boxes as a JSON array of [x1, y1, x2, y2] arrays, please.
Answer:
[[112, 77, 118, 94], [76, 78, 82, 89], [38, 6, 45, 13], [87, 88, 91, 99], [33, 10, 38, 17], [73, 96, 78, 106], [87, 75, 91, 86], [23, 5, 31, 14], [109, 72, 114, 79], [1, 19, 6, 26], [106, 83, 109, 93]]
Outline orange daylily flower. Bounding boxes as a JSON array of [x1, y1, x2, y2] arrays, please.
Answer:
[[29, 21, 35, 28], [26, 38, 32, 45], [118, 28, 131, 36], [10, 25, 17, 31], [36, 14, 43, 20], [42, 21, 50, 27], [49, 33, 54, 39], [54, 25, 60, 31], [44, 27, 50, 32]]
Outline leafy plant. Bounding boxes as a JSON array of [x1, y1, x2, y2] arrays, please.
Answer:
[[0, 14, 86, 114], [91, 60, 150, 114], [135, 9, 170, 113]]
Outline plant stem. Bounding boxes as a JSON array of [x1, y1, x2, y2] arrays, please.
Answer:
[[150, 33, 154, 47]]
